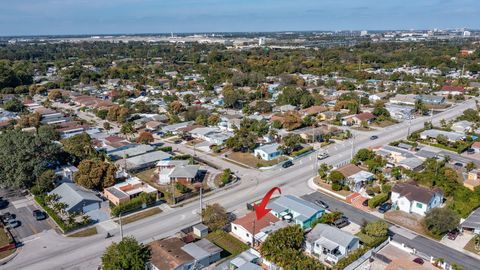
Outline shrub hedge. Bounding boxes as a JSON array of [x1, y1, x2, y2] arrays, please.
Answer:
[[368, 193, 389, 208], [111, 192, 157, 217]]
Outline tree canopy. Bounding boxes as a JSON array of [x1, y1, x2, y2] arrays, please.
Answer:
[[101, 236, 151, 270], [0, 130, 64, 189], [74, 159, 116, 190], [201, 203, 228, 231]]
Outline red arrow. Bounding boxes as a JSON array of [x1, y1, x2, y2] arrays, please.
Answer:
[[253, 187, 281, 221]]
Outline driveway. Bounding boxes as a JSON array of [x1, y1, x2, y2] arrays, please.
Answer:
[[0, 196, 55, 241]]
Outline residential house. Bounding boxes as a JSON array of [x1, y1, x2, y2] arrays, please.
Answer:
[[417, 95, 445, 105], [451, 120, 474, 134], [49, 183, 102, 213], [190, 127, 234, 145], [104, 176, 157, 205], [438, 85, 466, 96], [149, 237, 221, 270], [157, 160, 201, 185], [391, 182, 443, 216], [347, 171, 376, 192], [305, 224, 360, 264], [385, 104, 415, 120], [351, 112, 376, 126], [420, 129, 465, 142], [54, 165, 78, 184], [389, 94, 417, 106], [108, 144, 155, 160], [460, 207, 480, 234], [472, 142, 480, 153], [266, 195, 324, 229], [213, 250, 262, 270], [231, 211, 279, 244], [319, 111, 340, 121], [274, 104, 297, 113], [254, 143, 283, 161], [465, 169, 480, 191], [115, 150, 172, 171], [376, 145, 424, 171], [368, 92, 388, 102], [299, 105, 328, 117]]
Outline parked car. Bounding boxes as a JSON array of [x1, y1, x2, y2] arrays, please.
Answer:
[[315, 200, 329, 209], [317, 153, 329, 160], [447, 229, 460, 240], [282, 160, 293, 168], [0, 199, 8, 209], [454, 162, 463, 168], [173, 139, 182, 144], [5, 219, 20, 229], [1, 212, 14, 222], [378, 202, 392, 213], [33, 210, 47, 221], [370, 135, 379, 140], [467, 148, 475, 155], [362, 199, 369, 207], [332, 217, 350, 228], [413, 258, 424, 265]]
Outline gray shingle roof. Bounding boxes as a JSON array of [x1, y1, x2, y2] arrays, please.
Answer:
[[49, 183, 101, 212], [306, 223, 358, 248], [462, 207, 480, 230], [267, 195, 322, 220], [255, 143, 281, 155]]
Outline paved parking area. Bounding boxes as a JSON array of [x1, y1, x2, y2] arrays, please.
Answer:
[[441, 231, 473, 251], [0, 195, 55, 241]]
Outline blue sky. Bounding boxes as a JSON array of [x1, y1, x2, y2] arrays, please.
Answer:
[[1, 0, 479, 36]]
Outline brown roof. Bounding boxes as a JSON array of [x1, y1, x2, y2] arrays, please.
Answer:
[[149, 238, 193, 270], [472, 142, 480, 149], [105, 135, 126, 143], [354, 112, 376, 121], [441, 85, 465, 92], [336, 164, 362, 178], [232, 211, 279, 235], [391, 182, 442, 204], [178, 124, 204, 133], [300, 106, 328, 115]]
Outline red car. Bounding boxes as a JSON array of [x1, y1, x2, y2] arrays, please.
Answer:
[[413, 258, 424, 265], [447, 229, 460, 240]]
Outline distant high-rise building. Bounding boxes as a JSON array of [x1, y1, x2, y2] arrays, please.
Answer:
[[463, 31, 471, 37], [258, 37, 266, 46], [360, 30, 368, 36]]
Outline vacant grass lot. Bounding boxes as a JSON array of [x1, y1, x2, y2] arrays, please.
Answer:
[[206, 230, 249, 259], [226, 152, 287, 168], [117, 208, 162, 225]]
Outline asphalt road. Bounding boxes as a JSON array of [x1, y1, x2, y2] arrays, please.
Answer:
[[5, 98, 479, 270]]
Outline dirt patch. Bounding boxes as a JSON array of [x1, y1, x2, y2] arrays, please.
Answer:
[[384, 210, 428, 236]]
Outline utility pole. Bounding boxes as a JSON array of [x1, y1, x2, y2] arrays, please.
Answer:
[[350, 132, 355, 161], [199, 187, 203, 222], [119, 212, 124, 241], [252, 219, 256, 248]]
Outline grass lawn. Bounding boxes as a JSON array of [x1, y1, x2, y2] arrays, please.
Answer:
[[117, 208, 162, 225], [0, 229, 15, 259], [206, 230, 249, 259], [372, 120, 397, 128], [314, 177, 352, 197], [464, 237, 480, 255], [226, 151, 287, 168], [68, 227, 98, 238]]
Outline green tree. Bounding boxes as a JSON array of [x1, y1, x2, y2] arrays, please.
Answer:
[[37, 125, 60, 141], [0, 130, 63, 189], [353, 148, 376, 163], [120, 122, 135, 138], [61, 133, 96, 163], [201, 203, 228, 231], [328, 170, 345, 184], [424, 207, 460, 236], [74, 159, 116, 190], [3, 97, 24, 112], [101, 236, 150, 270], [31, 169, 56, 195]]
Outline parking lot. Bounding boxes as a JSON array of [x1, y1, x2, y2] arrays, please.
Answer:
[[0, 190, 55, 241]]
